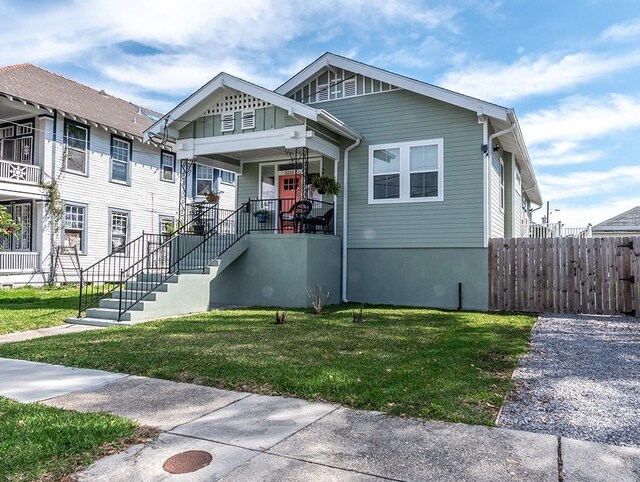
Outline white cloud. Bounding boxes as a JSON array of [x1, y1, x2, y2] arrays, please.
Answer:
[[533, 195, 640, 228], [531, 141, 606, 167], [521, 94, 640, 145], [439, 51, 640, 102], [601, 18, 640, 42], [537, 165, 640, 204]]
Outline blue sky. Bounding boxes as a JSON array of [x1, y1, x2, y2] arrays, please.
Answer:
[[2, 0, 639, 226]]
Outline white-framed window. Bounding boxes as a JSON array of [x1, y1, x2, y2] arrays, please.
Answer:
[[221, 113, 234, 132], [63, 203, 86, 254], [368, 138, 444, 204], [0, 203, 32, 251], [160, 151, 175, 182], [195, 164, 235, 195], [196, 164, 214, 195], [64, 121, 89, 175], [110, 136, 130, 183], [499, 158, 505, 211], [0, 126, 14, 138], [514, 168, 521, 194], [110, 209, 129, 253], [241, 111, 255, 130], [159, 215, 175, 235]]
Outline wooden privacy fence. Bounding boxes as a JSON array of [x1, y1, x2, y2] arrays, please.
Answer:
[[489, 237, 640, 316]]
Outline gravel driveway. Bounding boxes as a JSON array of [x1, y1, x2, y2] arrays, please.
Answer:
[[498, 313, 640, 447]]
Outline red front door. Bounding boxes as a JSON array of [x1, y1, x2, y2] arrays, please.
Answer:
[[279, 174, 302, 233]]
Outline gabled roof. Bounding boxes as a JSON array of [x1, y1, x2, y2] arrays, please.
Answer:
[[0, 64, 162, 140], [276, 52, 542, 205], [593, 206, 640, 232], [144, 72, 360, 142], [275, 52, 511, 120]]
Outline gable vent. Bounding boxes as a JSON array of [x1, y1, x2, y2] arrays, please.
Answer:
[[344, 78, 356, 97], [221, 113, 235, 132], [241, 111, 255, 130], [317, 85, 329, 102]]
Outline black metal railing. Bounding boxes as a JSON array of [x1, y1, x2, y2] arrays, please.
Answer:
[[245, 198, 335, 234], [113, 202, 250, 320], [77, 203, 222, 317]]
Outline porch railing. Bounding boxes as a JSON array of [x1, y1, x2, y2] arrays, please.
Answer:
[[0, 137, 33, 164], [78, 204, 221, 316], [0, 252, 39, 273], [245, 198, 335, 234], [0, 159, 41, 185]]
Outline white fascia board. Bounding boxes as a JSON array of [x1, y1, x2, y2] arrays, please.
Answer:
[[191, 157, 242, 174], [305, 132, 340, 159], [144, 73, 320, 139], [506, 110, 543, 206], [275, 53, 510, 121], [184, 126, 308, 156]]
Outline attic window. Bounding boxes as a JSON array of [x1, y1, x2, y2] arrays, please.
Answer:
[[344, 78, 356, 97], [241, 111, 255, 130], [221, 113, 234, 132]]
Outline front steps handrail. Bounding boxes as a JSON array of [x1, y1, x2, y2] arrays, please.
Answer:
[[112, 203, 249, 321], [77, 204, 220, 317]]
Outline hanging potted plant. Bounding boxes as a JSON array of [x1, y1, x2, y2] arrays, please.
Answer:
[[205, 189, 222, 204], [253, 207, 269, 223], [310, 175, 341, 196]]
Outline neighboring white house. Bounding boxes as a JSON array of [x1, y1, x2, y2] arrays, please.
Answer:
[[0, 64, 236, 285]]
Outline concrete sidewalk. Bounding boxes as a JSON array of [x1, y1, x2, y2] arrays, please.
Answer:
[[1, 357, 639, 481], [0, 323, 101, 344]]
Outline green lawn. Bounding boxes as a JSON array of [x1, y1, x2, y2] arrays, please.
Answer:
[[0, 286, 79, 334], [0, 305, 536, 425], [0, 397, 155, 482]]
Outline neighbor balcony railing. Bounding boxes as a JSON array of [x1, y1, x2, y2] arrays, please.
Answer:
[[523, 220, 592, 238], [0, 252, 39, 273]]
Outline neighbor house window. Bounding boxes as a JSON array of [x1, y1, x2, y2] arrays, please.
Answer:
[[194, 164, 235, 195], [64, 121, 89, 174], [110, 136, 131, 183], [0, 203, 32, 251], [196, 164, 214, 195], [63, 203, 86, 253], [160, 151, 175, 182], [110, 210, 129, 253], [369, 139, 444, 203]]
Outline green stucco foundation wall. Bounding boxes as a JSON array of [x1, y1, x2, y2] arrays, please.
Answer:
[[210, 234, 341, 308], [346, 247, 489, 311]]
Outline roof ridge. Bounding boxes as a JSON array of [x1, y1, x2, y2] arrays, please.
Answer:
[[1, 63, 162, 116]]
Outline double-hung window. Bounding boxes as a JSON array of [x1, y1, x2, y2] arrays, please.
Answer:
[[63, 203, 86, 253], [110, 136, 131, 184], [64, 121, 89, 174], [110, 209, 129, 253], [160, 151, 175, 182], [195, 164, 214, 195], [369, 139, 444, 203]]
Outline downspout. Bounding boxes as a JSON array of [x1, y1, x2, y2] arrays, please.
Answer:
[[486, 122, 516, 244], [341, 137, 361, 303]]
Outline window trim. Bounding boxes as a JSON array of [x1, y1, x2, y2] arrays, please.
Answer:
[[368, 138, 444, 204], [159, 215, 175, 235], [62, 201, 88, 255], [109, 134, 132, 185], [63, 119, 90, 176], [160, 149, 176, 183], [108, 208, 131, 254]]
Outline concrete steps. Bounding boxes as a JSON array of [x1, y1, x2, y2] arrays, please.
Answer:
[[67, 239, 247, 327]]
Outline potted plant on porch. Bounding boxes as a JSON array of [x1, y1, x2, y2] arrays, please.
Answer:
[[253, 206, 269, 223], [204, 189, 222, 204], [310, 175, 341, 196]]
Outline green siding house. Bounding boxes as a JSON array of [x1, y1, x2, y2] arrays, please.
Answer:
[[139, 53, 542, 314]]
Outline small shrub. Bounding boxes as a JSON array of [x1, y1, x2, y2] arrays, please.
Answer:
[[306, 284, 329, 314], [274, 311, 287, 325], [352, 304, 364, 323]]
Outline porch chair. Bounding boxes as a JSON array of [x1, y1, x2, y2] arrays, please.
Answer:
[[305, 208, 334, 234], [279, 200, 312, 233]]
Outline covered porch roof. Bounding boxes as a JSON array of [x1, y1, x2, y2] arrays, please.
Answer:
[[144, 72, 360, 143]]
